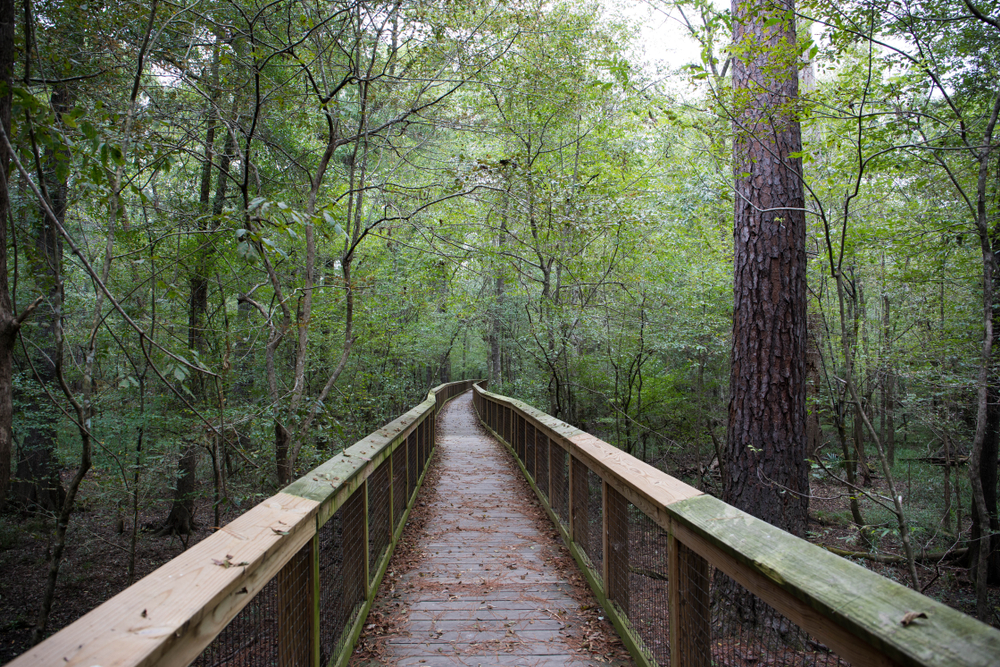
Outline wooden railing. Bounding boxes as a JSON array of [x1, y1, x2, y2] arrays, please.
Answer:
[[10, 379, 479, 667], [472, 383, 1000, 667]]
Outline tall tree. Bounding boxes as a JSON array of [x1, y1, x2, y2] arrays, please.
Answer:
[[0, 0, 41, 509], [724, 0, 809, 536]]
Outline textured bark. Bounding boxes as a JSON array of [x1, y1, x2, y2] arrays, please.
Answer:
[[725, 0, 808, 537], [804, 315, 822, 461]]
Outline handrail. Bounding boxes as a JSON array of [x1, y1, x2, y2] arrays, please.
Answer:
[[472, 382, 1000, 667], [9, 379, 480, 667]]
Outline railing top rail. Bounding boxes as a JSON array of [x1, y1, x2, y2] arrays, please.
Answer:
[[473, 383, 1000, 667], [8, 379, 478, 667], [473, 383, 702, 517]]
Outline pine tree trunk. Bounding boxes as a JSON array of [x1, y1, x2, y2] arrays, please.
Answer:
[[725, 0, 808, 537]]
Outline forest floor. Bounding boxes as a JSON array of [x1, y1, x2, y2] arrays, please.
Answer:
[[0, 453, 996, 663]]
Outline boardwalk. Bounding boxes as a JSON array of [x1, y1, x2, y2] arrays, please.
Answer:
[[361, 391, 630, 666]]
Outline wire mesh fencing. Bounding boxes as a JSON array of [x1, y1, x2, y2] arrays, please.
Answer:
[[709, 572, 849, 667], [582, 467, 604, 584], [368, 456, 392, 580], [628, 504, 670, 665], [526, 421, 536, 482], [193, 564, 282, 667], [551, 444, 569, 526], [536, 433, 549, 499], [194, 537, 314, 667], [392, 444, 407, 534]]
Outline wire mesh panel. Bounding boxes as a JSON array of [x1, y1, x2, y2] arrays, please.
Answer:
[[512, 412, 520, 459], [627, 506, 670, 666], [709, 571, 849, 667], [319, 491, 367, 664], [194, 568, 279, 666], [417, 419, 427, 474], [392, 443, 407, 533], [537, 434, 549, 499], [503, 406, 510, 444], [605, 484, 629, 616], [675, 539, 712, 667], [526, 422, 536, 481], [571, 456, 593, 572], [519, 415, 527, 464], [407, 430, 418, 502], [586, 467, 604, 585], [195, 541, 313, 667], [551, 443, 569, 526], [276, 541, 314, 667], [368, 458, 392, 579]]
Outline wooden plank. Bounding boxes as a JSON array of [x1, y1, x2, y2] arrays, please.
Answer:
[[669, 494, 1000, 667], [380, 392, 617, 666], [8, 493, 318, 667]]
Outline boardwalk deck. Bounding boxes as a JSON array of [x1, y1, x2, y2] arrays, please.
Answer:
[[358, 391, 631, 666]]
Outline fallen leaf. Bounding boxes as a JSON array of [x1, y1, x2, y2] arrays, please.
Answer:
[[901, 611, 928, 626]]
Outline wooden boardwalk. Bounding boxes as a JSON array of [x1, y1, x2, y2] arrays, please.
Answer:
[[365, 391, 629, 666]]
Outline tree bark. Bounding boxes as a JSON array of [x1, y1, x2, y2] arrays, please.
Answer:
[[725, 0, 808, 537]]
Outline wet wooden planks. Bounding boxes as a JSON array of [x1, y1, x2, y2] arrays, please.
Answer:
[[375, 391, 624, 666]]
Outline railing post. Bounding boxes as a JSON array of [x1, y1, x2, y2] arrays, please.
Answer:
[[277, 536, 316, 667], [668, 533, 711, 667], [571, 455, 588, 546], [603, 481, 629, 613]]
